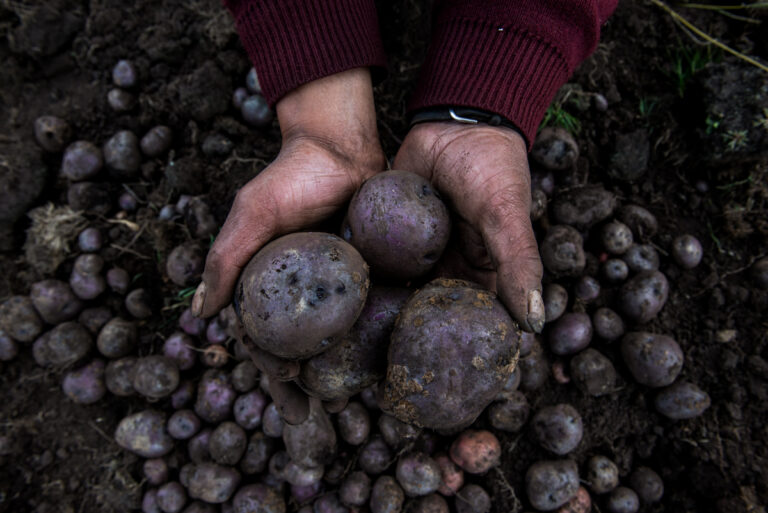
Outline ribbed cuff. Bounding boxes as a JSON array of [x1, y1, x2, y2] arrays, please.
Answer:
[[225, 0, 387, 106]]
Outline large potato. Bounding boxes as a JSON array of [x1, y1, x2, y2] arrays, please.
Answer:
[[379, 279, 519, 431], [234, 232, 369, 359]]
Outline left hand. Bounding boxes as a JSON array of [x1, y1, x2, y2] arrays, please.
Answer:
[[394, 122, 545, 332]]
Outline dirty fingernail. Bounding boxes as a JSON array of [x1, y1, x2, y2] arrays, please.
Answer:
[[526, 289, 545, 334], [191, 281, 206, 317]]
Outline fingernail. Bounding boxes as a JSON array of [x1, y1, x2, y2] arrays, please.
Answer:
[[526, 289, 545, 334], [191, 281, 206, 317]]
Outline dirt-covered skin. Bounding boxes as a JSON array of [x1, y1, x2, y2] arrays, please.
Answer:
[[234, 232, 370, 359], [379, 278, 519, 431]]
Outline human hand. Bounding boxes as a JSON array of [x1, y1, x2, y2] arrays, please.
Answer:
[[394, 122, 545, 333]]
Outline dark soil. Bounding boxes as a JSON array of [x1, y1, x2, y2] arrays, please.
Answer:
[[1, 1, 767, 512]]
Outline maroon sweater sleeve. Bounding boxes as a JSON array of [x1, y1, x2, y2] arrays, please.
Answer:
[[223, 0, 387, 107], [409, 0, 618, 148]]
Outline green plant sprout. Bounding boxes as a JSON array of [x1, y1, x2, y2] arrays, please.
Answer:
[[754, 108, 768, 132], [541, 104, 582, 135], [723, 129, 749, 152]]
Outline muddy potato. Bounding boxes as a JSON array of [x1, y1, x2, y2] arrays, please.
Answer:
[[621, 332, 683, 387], [654, 381, 711, 419], [241, 432, 276, 475], [163, 332, 197, 370], [619, 271, 669, 324], [126, 288, 153, 319], [299, 287, 410, 400], [144, 488, 160, 513], [592, 308, 625, 342], [370, 476, 405, 513], [34, 115, 71, 152], [104, 130, 141, 179], [33, 322, 92, 367], [0, 295, 43, 342], [144, 458, 169, 486], [543, 284, 569, 323], [552, 185, 617, 229], [105, 357, 137, 396], [96, 317, 136, 358], [557, 486, 591, 513], [531, 127, 579, 171], [618, 205, 658, 241], [167, 243, 205, 287], [671, 234, 703, 269], [602, 258, 629, 283], [31, 279, 83, 324], [337, 401, 370, 445], [379, 414, 420, 450], [343, 170, 450, 280], [379, 279, 518, 431], [231, 360, 258, 392], [359, 435, 393, 475], [540, 225, 586, 277], [429, 453, 462, 496], [629, 466, 663, 503], [232, 483, 285, 513], [262, 403, 284, 438], [107, 267, 130, 294], [455, 484, 491, 513], [62, 141, 103, 181], [585, 455, 619, 494], [574, 276, 600, 302], [548, 312, 592, 356], [526, 460, 580, 511], [235, 232, 369, 359], [141, 126, 173, 158], [488, 391, 530, 432], [283, 398, 337, 468], [133, 356, 180, 399], [622, 245, 660, 273], [209, 422, 247, 466], [340, 471, 371, 506], [233, 390, 267, 430], [601, 221, 633, 255], [606, 487, 639, 513], [168, 409, 202, 440], [157, 482, 187, 513], [519, 338, 550, 391], [78, 306, 111, 334], [115, 410, 174, 458], [269, 451, 324, 486], [532, 404, 583, 455], [187, 463, 241, 504], [570, 349, 617, 396], [449, 430, 500, 474], [62, 358, 106, 404], [395, 452, 441, 496]]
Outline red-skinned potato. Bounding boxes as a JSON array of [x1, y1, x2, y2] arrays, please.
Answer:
[[556, 486, 591, 513], [449, 430, 500, 474], [433, 453, 464, 496]]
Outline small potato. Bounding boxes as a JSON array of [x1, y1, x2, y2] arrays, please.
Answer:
[[231, 361, 258, 392], [570, 349, 617, 396], [654, 381, 710, 419], [548, 312, 592, 356], [188, 429, 213, 464], [592, 308, 625, 342], [62, 359, 106, 404], [574, 276, 600, 303], [141, 126, 173, 158], [163, 332, 197, 370], [107, 267, 131, 294], [195, 369, 237, 423], [201, 345, 229, 368], [621, 332, 683, 388], [622, 245, 660, 273], [324, 452, 353, 485], [70, 269, 107, 300], [358, 435, 393, 475], [181, 502, 216, 513], [269, 451, 323, 486], [97, 317, 137, 358], [172, 380, 195, 409], [241, 95, 273, 128], [618, 205, 658, 241], [233, 390, 268, 430], [379, 414, 420, 450], [337, 401, 370, 445], [488, 391, 530, 432], [33, 322, 92, 367], [157, 481, 187, 513], [209, 422, 247, 466], [31, 279, 83, 324], [619, 271, 669, 324], [496, 366, 521, 399], [602, 259, 629, 283], [179, 307, 207, 336], [671, 234, 703, 269], [67, 181, 112, 214], [240, 432, 276, 475], [78, 307, 112, 334], [370, 476, 405, 513], [0, 330, 18, 361], [526, 459, 579, 511], [601, 221, 633, 255], [187, 463, 241, 504], [144, 458, 169, 486], [411, 494, 448, 513], [262, 403, 284, 438], [105, 357, 137, 396], [104, 130, 141, 179], [629, 466, 664, 503], [518, 338, 550, 391], [133, 356, 180, 399], [552, 185, 617, 230], [112, 59, 137, 87], [396, 452, 441, 496], [115, 410, 174, 458], [340, 471, 371, 506], [432, 452, 464, 496], [166, 243, 205, 287], [585, 455, 619, 494], [532, 404, 583, 455], [232, 483, 285, 513], [454, 484, 490, 513], [126, 288, 153, 319], [283, 398, 337, 468], [449, 430, 500, 474], [540, 226, 586, 277], [167, 410, 201, 440], [543, 284, 569, 323], [0, 295, 43, 343], [556, 486, 591, 513], [531, 127, 579, 171], [34, 115, 71, 152], [144, 488, 160, 513], [751, 257, 768, 289], [606, 487, 639, 513]]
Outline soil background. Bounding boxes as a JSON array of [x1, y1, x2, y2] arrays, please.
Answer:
[[1, 1, 768, 512]]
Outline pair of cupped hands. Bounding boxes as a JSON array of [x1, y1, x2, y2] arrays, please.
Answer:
[[190, 68, 544, 424]]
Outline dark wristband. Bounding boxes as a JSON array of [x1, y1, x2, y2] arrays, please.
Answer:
[[409, 106, 527, 147]]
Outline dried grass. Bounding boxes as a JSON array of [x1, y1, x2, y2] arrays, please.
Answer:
[[23, 203, 87, 275]]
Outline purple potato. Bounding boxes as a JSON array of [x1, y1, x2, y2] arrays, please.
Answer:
[[592, 307, 625, 342], [602, 258, 629, 283], [525, 459, 579, 511], [269, 451, 323, 487], [532, 404, 583, 455], [107, 88, 136, 112], [283, 398, 337, 468], [574, 275, 600, 302], [411, 494, 449, 513], [78, 306, 112, 334], [187, 463, 241, 504], [34, 115, 71, 152], [172, 380, 195, 409], [182, 502, 216, 513], [112, 59, 137, 87], [548, 312, 592, 356], [240, 432, 277, 474], [107, 267, 131, 295], [144, 458, 169, 486], [586, 455, 619, 494], [621, 332, 683, 387], [195, 369, 237, 423], [396, 452, 441, 496], [167, 410, 202, 440], [618, 205, 658, 241], [531, 127, 579, 171], [496, 366, 521, 399], [540, 225, 586, 277], [167, 243, 205, 287], [552, 185, 617, 229], [105, 357, 137, 396], [115, 410, 174, 458], [144, 489, 161, 513], [241, 95, 273, 128], [343, 170, 450, 280], [570, 348, 617, 396], [133, 356, 180, 399], [262, 403, 284, 438], [232, 483, 285, 513], [209, 422, 247, 466], [672, 234, 703, 269], [119, 191, 138, 211], [629, 466, 664, 503], [245, 68, 261, 93], [337, 401, 370, 445], [380, 279, 518, 430], [340, 471, 371, 506], [158, 482, 187, 513], [141, 126, 173, 158], [751, 257, 768, 289], [163, 332, 197, 370], [454, 484, 490, 513], [188, 429, 213, 463], [183, 196, 218, 239], [312, 493, 348, 513], [104, 130, 141, 179], [235, 232, 370, 359], [488, 391, 530, 432], [0, 295, 43, 342], [30, 279, 83, 324], [70, 267, 107, 301], [232, 87, 248, 109], [370, 476, 405, 513], [601, 221, 633, 255], [231, 361, 258, 392], [619, 271, 668, 323], [299, 286, 411, 401], [62, 358, 106, 404], [233, 390, 268, 430], [654, 381, 711, 419], [77, 227, 103, 253], [379, 414, 420, 450], [61, 141, 104, 182], [201, 345, 229, 368], [97, 317, 136, 358], [0, 330, 18, 361], [126, 288, 153, 319], [449, 430, 500, 474], [179, 307, 206, 336], [32, 322, 92, 367], [206, 318, 228, 344], [622, 244, 660, 273], [518, 338, 550, 391], [606, 487, 639, 513], [358, 435, 392, 475], [531, 168, 555, 195], [360, 384, 379, 410]]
